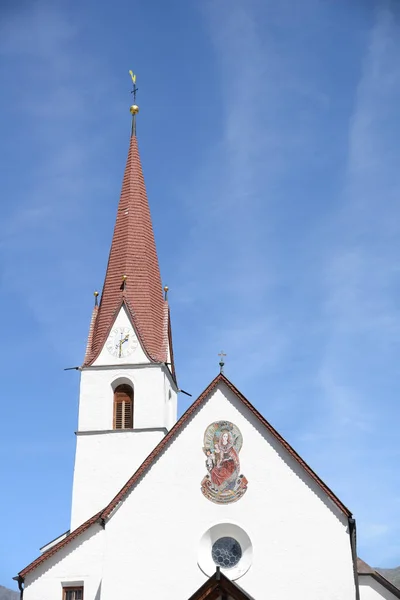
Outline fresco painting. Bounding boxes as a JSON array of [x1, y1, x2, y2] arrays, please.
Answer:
[[201, 420, 248, 504]]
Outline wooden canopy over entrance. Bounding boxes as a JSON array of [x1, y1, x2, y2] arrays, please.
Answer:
[[188, 568, 255, 600]]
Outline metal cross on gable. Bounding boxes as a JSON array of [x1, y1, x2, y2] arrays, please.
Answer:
[[218, 351, 226, 374]]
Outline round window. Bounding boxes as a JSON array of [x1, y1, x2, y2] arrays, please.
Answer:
[[198, 523, 252, 580], [212, 537, 242, 569]]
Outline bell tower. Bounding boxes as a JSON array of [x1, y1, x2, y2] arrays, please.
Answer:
[[70, 76, 178, 531]]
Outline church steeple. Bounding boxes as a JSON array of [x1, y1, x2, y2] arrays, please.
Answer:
[[83, 81, 172, 371], [71, 77, 178, 530]]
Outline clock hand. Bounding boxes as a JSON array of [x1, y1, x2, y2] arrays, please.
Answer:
[[118, 331, 124, 357], [118, 335, 130, 357]]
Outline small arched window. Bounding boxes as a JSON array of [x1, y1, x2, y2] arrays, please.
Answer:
[[113, 384, 133, 429]]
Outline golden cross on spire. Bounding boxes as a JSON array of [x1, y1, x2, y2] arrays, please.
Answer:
[[129, 70, 139, 136]]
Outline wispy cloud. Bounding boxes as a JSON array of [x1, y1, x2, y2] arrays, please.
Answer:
[[174, 0, 328, 388], [0, 3, 122, 581], [312, 2, 400, 564], [0, 1, 117, 359], [317, 2, 400, 441], [172, 0, 400, 566]]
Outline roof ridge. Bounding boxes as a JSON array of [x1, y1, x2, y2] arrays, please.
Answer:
[[83, 304, 98, 364], [19, 511, 102, 578]]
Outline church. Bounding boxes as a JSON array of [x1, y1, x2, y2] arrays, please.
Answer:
[[15, 87, 400, 600]]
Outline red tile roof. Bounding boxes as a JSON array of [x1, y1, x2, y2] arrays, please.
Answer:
[[19, 511, 102, 579], [84, 134, 170, 366], [358, 558, 400, 597], [19, 374, 352, 579], [358, 558, 374, 574], [83, 304, 98, 364]]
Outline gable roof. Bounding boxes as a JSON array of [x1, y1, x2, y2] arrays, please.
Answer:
[[187, 568, 255, 600], [101, 372, 351, 519], [18, 511, 102, 579], [83, 133, 170, 367], [358, 558, 400, 598], [19, 373, 351, 578]]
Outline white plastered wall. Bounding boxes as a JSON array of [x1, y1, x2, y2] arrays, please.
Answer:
[[70, 304, 178, 530], [70, 365, 177, 529], [359, 576, 399, 600], [77, 367, 176, 431], [70, 428, 164, 530], [98, 381, 356, 600], [24, 380, 357, 600], [23, 525, 104, 600]]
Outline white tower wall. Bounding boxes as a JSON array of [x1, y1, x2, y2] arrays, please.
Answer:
[[70, 308, 178, 530]]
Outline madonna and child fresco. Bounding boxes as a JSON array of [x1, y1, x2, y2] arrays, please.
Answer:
[[201, 421, 248, 504]]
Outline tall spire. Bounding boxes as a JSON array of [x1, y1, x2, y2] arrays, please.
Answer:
[[83, 80, 171, 367]]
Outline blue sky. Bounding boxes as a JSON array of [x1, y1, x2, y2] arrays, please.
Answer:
[[1, 0, 400, 586]]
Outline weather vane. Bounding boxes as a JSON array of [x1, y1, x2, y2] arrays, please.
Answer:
[[129, 70, 139, 136], [129, 70, 138, 103]]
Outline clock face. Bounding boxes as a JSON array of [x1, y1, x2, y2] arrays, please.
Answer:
[[106, 326, 138, 358]]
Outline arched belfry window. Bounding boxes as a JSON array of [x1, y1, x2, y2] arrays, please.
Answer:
[[113, 384, 133, 429]]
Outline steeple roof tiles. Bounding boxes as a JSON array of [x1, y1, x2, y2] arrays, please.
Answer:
[[83, 304, 98, 365], [84, 134, 168, 366]]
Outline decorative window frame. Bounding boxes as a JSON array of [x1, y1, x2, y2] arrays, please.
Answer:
[[112, 382, 134, 429], [61, 583, 84, 600], [197, 522, 253, 581]]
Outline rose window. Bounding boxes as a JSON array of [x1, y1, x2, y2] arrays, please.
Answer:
[[211, 537, 242, 569]]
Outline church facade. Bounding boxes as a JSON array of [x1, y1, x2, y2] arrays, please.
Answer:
[[16, 100, 400, 600]]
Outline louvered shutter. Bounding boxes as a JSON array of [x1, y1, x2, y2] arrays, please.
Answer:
[[124, 398, 133, 428], [113, 384, 133, 429], [115, 401, 123, 429]]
